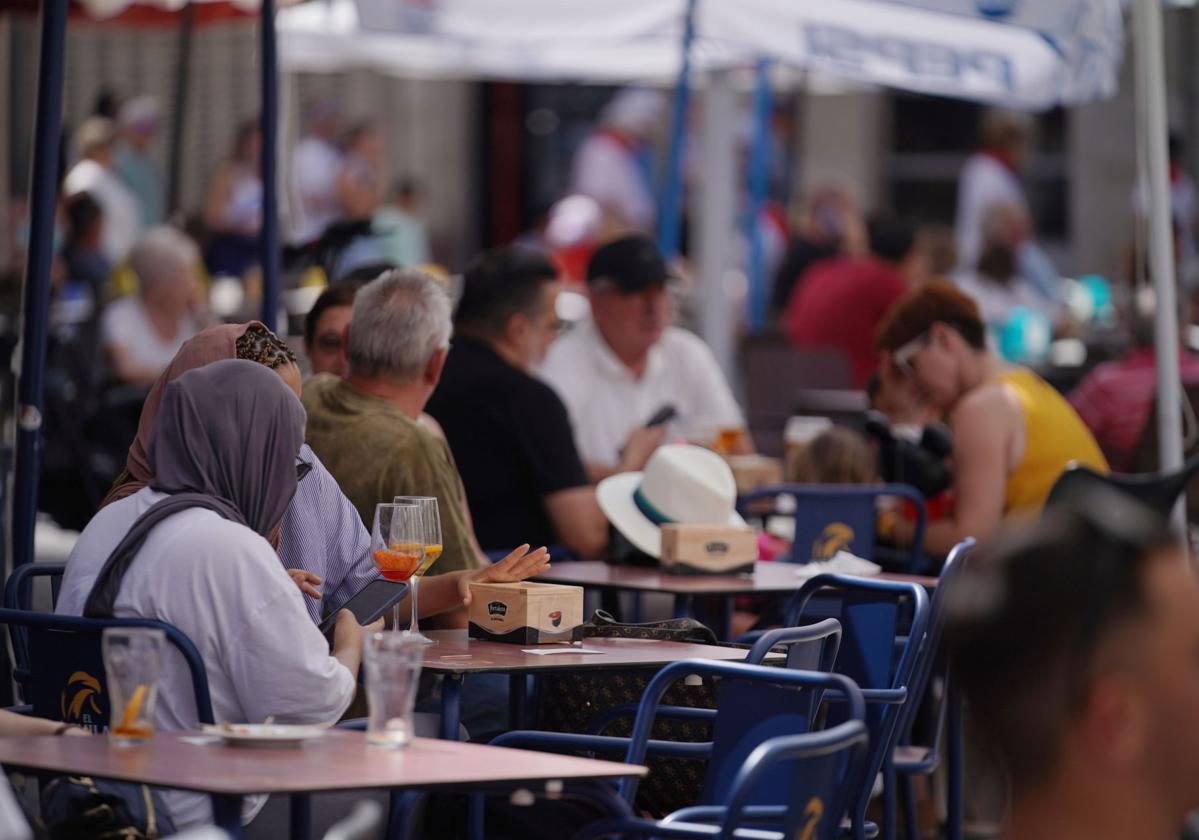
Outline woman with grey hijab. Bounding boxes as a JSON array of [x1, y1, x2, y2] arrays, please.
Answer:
[[56, 360, 376, 830]]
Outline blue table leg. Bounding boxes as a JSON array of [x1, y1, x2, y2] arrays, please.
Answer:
[[440, 674, 463, 741], [211, 794, 244, 839], [946, 678, 964, 840], [388, 791, 425, 839], [289, 793, 311, 839], [882, 763, 897, 840], [508, 673, 528, 730], [673, 594, 692, 619], [722, 595, 734, 641], [468, 792, 486, 840]]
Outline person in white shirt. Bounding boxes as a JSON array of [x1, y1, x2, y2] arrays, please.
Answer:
[[955, 109, 1033, 273], [57, 359, 374, 831], [953, 201, 1061, 331], [570, 89, 665, 233], [101, 226, 204, 386], [955, 109, 1064, 307], [540, 235, 750, 483], [290, 101, 344, 244], [63, 117, 143, 265]]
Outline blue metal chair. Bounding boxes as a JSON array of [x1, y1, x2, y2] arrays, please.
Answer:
[[4, 561, 65, 610], [0, 607, 215, 727], [894, 539, 974, 840], [571, 720, 870, 840], [781, 574, 931, 840], [583, 618, 844, 739], [4, 562, 67, 691], [737, 483, 928, 573], [485, 659, 869, 839]]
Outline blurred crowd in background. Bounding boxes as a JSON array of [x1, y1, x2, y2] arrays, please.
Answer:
[[3, 78, 1199, 540]]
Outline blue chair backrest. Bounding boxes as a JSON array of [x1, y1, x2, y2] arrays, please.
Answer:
[[5, 563, 67, 686], [724, 721, 870, 840], [785, 574, 930, 829], [737, 483, 927, 572], [899, 539, 975, 741], [5, 562, 66, 611], [0, 608, 215, 728], [615, 658, 867, 815], [746, 617, 842, 673]]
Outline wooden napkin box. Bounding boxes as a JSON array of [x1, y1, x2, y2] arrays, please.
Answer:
[[659, 524, 758, 575], [727, 455, 783, 494], [468, 581, 584, 644]]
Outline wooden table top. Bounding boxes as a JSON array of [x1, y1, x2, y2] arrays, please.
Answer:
[[421, 629, 764, 674], [0, 730, 645, 796], [534, 561, 938, 595]]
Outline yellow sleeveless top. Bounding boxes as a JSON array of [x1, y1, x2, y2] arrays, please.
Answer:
[[996, 368, 1109, 514]]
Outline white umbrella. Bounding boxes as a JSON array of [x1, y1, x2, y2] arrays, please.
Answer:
[[280, 0, 1122, 107], [278, 0, 1183, 519]]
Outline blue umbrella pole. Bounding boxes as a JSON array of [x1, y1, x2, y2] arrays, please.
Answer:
[[260, 0, 281, 331], [656, 0, 697, 258], [746, 58, 772, 333], [12, 0, 68, 569]]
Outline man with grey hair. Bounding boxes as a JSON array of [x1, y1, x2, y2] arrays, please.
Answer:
[[101, 225, 203, 385], [303, 269, 493, 580]]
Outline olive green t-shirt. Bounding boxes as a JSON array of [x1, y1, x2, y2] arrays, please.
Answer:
[[301, 374, 480, 575]]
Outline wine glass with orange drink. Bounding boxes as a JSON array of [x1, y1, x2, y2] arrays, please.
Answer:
[[371, 502, 425, 636], [394, 496, 442, 645]]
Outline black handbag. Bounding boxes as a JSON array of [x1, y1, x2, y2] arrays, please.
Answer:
[[39, 775, 175, 840], [580, 609, 719, 645]]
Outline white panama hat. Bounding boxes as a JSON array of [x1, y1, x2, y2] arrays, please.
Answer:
[[597, 443, 747, 559]]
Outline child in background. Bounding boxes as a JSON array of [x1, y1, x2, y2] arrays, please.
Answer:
[[788, 426, 879, 485]]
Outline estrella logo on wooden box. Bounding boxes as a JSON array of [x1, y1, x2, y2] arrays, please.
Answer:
[[468, 582, 584, 644]]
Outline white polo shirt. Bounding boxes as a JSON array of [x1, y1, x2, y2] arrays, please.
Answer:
[[539, 318, 743, 469]]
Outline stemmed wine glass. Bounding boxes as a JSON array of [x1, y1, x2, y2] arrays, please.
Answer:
[[371, 502, 424, 633], [394, 496, 442, 645]]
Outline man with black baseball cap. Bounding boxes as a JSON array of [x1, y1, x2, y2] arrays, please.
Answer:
[[540, 234, 748, 483]]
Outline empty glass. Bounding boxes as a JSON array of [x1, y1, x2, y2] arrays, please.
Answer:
[[101, 627, 165, 745], [371, 502, 425, 632], [363, 632, 425, 748], [393, 496, 442, 645]]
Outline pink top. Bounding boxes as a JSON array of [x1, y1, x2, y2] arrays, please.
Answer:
[[1068, 348, 1199, 472]]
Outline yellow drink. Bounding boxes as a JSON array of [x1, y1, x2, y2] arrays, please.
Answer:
[[415, 544, 442, 577], [112, 683, 154, 743]]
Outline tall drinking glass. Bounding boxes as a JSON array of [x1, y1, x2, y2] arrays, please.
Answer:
[[363, 632, 424, 748], [393, 496, 442, 645], [371, 502, 425, 633], [102, 627, 165, 745]]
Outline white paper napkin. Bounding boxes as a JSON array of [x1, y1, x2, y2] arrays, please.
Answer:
[[792, 551, 882, 578], [522, 646, 607, 655]]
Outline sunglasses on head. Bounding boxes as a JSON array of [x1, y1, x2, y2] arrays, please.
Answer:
[[891, 321, 972, 377], [892, 332, 930, 378]]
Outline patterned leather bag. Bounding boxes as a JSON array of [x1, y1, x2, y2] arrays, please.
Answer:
[[580, 610, 718, 645]]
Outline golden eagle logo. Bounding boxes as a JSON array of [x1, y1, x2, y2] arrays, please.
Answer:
[[60, 671, 102, 723], [799, 796, 824, 840], [812, 522, 854, 561]]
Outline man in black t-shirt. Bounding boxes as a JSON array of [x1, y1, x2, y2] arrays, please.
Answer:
[[427, 248, 615, 558]]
